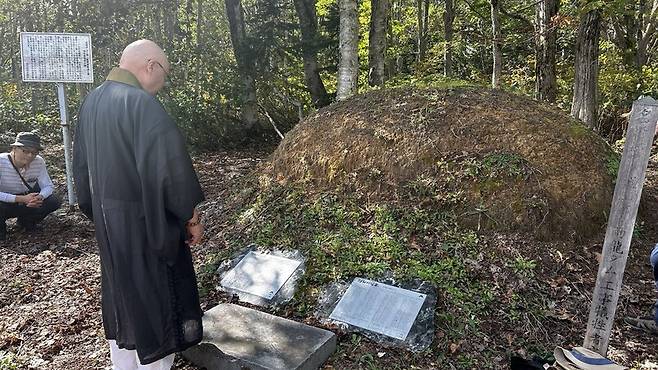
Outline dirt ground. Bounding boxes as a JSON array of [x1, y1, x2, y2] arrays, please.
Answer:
[[0, 147, 657, 369]]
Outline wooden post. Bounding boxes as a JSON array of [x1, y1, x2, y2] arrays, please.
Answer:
[[583, 96, 658, 355]]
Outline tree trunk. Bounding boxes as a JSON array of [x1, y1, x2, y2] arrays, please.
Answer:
[[368, 0, 389, 86], [153, 8, 162, 43], [294, 0, 331, 107], [609, 1, 657, 69], [416, 0, 428, 62], [195, 0, 203, 87], [535, 0, 558, 102], [490, 0, 502, 88], [337, 0, 359, 101], [10, 21, 17, 80], [225, 0, 259, 128], [637, 0, 657, 67], [385, 0, 398, 77], [444, 0, 455, 77], [571, 9, 601, 128], [197, 0, 203, 47], [164, 4, 175, 49]]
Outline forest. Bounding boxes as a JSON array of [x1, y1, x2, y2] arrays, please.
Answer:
[[1, 0, 658, 369], [0, 0, 656, 148]]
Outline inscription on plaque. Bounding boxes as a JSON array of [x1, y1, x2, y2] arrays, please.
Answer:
[[20, 32, 94, 83], [220, 251, 302, 300], [329, 278, 426, 340]]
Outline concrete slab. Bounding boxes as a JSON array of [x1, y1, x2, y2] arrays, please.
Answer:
[[183, 303, 336, 370]]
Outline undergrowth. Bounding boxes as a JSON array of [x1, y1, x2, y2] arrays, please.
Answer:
[[198, 176, 555, 368]]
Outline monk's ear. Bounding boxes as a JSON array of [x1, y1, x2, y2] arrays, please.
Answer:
[[145, 60, 156, 74]]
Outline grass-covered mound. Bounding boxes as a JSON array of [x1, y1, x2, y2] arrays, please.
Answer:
[[200, 88, 628, 368], [269, 87, 617, 240]]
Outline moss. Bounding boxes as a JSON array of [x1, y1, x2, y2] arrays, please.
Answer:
[[477, 179, 504, 193], [568, 122, 591, 139]]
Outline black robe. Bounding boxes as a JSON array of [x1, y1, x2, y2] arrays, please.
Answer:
[[73, 70, 205, 364]]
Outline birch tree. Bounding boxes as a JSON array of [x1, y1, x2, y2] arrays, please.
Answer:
[[490, 0, 502, 88], [337, 0, 359, 101]]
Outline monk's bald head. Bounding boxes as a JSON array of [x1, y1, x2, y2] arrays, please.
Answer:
[[119, 40, 170, 95]]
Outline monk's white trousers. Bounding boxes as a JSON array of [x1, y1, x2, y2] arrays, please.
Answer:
[[109, 340, 175, 370]]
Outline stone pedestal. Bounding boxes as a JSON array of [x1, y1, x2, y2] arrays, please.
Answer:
[[183, 304, 336, 370]]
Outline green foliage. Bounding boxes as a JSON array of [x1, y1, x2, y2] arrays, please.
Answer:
[[605, 151, 621, 178], [0, 352, 19, 370], [0, 0, 655, 149], [467, 153, 530, 180], [632, 220, 645, 239], [0, 82, 61, 144], [383, 73, 478, 90], [509, 256, 537, 277], [221, 181, 551, 367]]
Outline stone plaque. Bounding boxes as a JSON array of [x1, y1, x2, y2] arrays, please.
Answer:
[[220, 251, 302, 300], [329, 278, 426, 341]]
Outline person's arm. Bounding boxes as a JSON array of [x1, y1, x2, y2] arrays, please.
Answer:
[[0, 192, 38, 204], [0, 191, 16, 203], [0, 170, 32, 203]]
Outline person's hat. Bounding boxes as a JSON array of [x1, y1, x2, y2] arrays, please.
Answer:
[[554, 346, 626, 370], [11, 132, 42, 150]]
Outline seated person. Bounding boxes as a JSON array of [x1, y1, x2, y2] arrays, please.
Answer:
[[0, 132, 61, 240]]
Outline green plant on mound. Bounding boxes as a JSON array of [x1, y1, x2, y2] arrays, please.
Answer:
[[383, 73, 480, 90], [0, 352, 19, 370], [477, 153, 529, 179], [605, 150, 621, 178], [205, 180, 553, 368], [568, 122, 591, 139]]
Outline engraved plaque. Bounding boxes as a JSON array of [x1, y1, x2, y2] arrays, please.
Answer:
[[329, 278, 426, 341]]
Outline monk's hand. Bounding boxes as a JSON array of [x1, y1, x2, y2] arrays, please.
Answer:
[[186, 222, 204, 245], [185, 210, 203, 245]]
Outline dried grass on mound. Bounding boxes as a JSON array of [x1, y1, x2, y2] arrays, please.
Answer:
[[269, 87, 616, 240]]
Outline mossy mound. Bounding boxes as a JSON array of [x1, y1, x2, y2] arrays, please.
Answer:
[[269, 87, 616, 240]]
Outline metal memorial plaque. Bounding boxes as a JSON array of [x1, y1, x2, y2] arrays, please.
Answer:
[[329, 278, 426, 341], [20, 32, 94, 83], [220, 251, 302, 300]]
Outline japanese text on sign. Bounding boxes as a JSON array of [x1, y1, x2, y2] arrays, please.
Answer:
[[20, 32, 93, 83]]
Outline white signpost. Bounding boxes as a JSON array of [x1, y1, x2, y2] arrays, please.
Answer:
[[19, 32, 94, 205], [583, 96, 658, 355], [329, 278, 427, 341]]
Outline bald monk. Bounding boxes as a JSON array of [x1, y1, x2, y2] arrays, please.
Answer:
[[73, 40, 205, 369]]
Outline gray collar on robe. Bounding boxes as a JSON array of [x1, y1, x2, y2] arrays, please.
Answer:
[[106, 67, 143, 90]]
